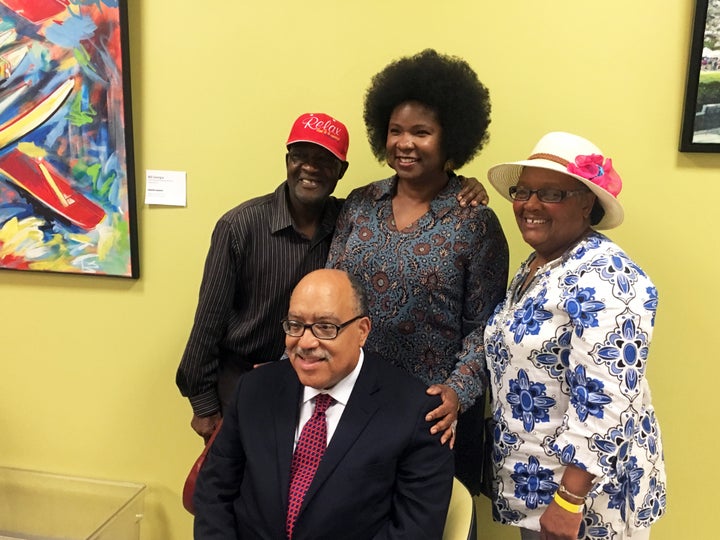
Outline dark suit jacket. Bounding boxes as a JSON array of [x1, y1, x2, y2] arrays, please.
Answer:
[[193, 352, 454, 540]]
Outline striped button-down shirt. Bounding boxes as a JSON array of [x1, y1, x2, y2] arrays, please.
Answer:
[[176, 182, 342, 416]]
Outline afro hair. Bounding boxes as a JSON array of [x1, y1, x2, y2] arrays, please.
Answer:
[[363, 49, 491, 169]]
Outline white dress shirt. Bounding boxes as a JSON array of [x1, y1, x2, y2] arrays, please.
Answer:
[[293, 349, 364, 450]]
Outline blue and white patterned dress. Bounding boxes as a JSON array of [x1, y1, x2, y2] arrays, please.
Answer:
[[484, 231, 666, 539]]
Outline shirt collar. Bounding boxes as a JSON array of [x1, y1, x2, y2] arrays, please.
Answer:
[[269, 182, 295, 234], [302, 348, 364, 407], [270, 181, 340, 244]]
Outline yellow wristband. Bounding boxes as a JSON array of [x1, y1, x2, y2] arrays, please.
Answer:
[[553, 491, 583, 513]]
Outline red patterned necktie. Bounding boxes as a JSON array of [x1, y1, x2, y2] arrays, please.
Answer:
[[286, 393, 333, 539]]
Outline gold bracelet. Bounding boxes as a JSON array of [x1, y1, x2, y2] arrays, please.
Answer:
[[558, 484, 586, 503], [553, 492, 583, 513]]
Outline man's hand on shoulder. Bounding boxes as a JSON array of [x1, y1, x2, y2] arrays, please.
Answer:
[[457, 175, 489, 207]]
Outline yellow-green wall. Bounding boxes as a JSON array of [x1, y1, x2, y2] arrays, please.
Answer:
[[0, 1, 712, 538]]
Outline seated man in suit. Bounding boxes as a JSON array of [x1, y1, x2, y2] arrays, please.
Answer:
[[193, 268, 454, 539]]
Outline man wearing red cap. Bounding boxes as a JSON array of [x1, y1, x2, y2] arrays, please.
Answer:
[[177, 113, 350, 440], [176, 113, 486, 441]]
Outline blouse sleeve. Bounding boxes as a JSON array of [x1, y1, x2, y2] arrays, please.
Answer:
[[446, 207, 509, 411], [326, 188, 361, 269], [548, 247, 659, 480]]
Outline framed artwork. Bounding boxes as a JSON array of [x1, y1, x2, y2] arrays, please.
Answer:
[[0, 0, 139, 277], [680, 0, 720, 153]]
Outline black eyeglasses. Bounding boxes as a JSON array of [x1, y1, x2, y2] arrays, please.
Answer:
[[509, 185, 590, 203], [287, 149, 339, 170], [281, 315, 365, 340]]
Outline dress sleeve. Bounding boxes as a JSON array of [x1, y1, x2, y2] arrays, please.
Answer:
[[446, 207, 509, 411], [548, 249, 658, 480], [326, 189, 360, 269]]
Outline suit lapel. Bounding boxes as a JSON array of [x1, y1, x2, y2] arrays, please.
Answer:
[[298, 354, 382, 511], [274, 364, 303, 511]]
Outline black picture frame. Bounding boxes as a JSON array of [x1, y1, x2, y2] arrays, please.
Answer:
[[0, 0, 139, 278], [680, 0, 720, 152]]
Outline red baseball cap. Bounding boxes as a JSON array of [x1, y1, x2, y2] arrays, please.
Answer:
[[286, 113, 349, 162]]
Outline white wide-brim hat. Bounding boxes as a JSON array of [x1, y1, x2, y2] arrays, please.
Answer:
[[487, 131, 624, 229]]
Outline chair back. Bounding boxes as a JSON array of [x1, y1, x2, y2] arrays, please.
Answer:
[[442, 477, 477, 540]]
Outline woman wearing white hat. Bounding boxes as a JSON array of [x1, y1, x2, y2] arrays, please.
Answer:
[[483, 132, 666, 540]]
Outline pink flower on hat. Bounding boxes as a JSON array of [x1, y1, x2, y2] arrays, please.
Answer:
[[566, 154, 621, 197]]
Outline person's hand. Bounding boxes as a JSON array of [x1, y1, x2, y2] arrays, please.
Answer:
[[191, 412, 222, 443], [457, 175, 489, 207], [538, 498, 584, 540], [425, 384, 460, 448]]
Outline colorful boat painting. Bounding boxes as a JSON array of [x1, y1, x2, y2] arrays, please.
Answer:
[[0, 0, 138, 277]]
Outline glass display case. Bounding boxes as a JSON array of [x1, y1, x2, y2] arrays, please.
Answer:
[[0, 467, 145, 540]]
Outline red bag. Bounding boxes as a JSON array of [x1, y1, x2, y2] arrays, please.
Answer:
[[182, 419, 223, 514]]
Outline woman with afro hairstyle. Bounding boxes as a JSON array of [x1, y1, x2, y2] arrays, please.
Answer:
[[327, 49, 509, 494]]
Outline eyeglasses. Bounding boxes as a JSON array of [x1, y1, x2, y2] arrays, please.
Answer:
[[281, 315, 365, 340], [509, 185, 590, 203], [288, 149, 339, 170]]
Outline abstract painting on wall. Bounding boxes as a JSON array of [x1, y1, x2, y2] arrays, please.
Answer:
[[0, 0, 138, 277]]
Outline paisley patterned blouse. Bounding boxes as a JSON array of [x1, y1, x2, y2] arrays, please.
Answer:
[[327, 175, 509, 410], [484, 231, 666, 538]]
